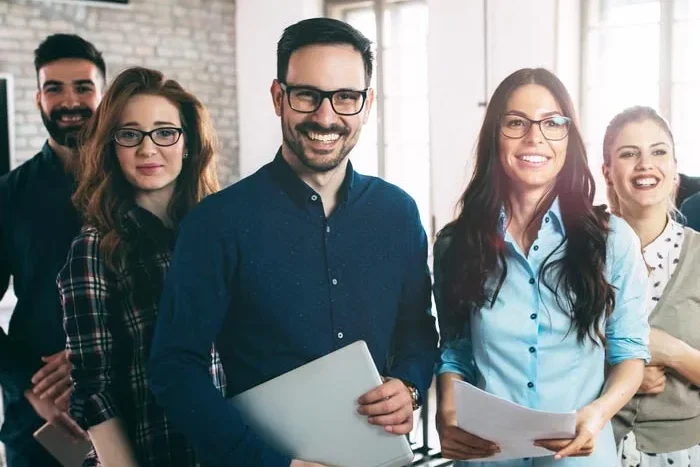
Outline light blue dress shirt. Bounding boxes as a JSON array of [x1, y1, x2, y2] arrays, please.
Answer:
[[434, 199, 650, 467]]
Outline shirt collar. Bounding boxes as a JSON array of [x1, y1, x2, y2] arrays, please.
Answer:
[[643, 217, 683, 265], [268, 147, 356, 207], [121, 205, 173, 239], [498, 196, 565, 236]]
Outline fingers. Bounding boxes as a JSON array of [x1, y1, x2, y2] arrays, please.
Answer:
[[40, 375, 73, 401], [439, 426, 500, 460], [358, 388, 411, 417], [358, 378, 414, 434], [357, 378, 403, 405], [33, 367, 71, 398], [535, 438, 572, 452], [382, 416, 413, 435], [32, 355, 70, 386], [360, 386, 413, 434], [55, 386, 73, 411], [552, 430, 594, 459], [639, 373, 666, 394], [54, 413, 88, 442], [366, 405, 412, 426]]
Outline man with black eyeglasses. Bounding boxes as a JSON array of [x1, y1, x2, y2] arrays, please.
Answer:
[[0, 34, 105, 467], [149, 17, 438, 467]]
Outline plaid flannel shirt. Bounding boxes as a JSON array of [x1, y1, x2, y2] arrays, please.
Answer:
[[58, 206, 226, 467]]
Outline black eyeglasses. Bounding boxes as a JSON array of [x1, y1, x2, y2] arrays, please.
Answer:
[[500, 114, 572, 141], [279, 82, 368, 116], [114, 127, 184, 148]]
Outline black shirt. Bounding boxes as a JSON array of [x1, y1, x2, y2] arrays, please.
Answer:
[[0, 142, 80, 450]]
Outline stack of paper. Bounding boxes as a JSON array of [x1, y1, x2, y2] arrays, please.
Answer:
[[454, 379, 577, 462]]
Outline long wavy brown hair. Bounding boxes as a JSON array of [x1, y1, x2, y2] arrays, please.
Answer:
[[439, 68, 615, 345], [74, 66, 220, 269]]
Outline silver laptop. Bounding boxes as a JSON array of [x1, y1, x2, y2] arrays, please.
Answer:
[[34, 422, 92, 467], [230, 340, 414, 467]]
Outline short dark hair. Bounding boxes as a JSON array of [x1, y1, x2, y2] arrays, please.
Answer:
[[277, 17, 373, 87], [34, 34, 106, 85]]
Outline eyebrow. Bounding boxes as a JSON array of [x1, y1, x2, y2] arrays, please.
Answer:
[[285, 83, 366, 92], [120, 121, 179, 127], [616, 142, 669, 152], [504, 109, 563, 118], [42, 79, 96, 89]]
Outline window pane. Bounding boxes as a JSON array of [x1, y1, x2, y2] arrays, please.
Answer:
[[672, 20, 700, 83], [343, 6, 379, 176], [583, 0, 661, 204], [587, 0, 661, 28], [674, 0, 700, 20], [672, 83, 700, 175]]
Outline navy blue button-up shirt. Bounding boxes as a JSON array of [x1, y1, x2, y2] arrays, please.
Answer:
[[0, 142, 80, 450], [149, 150, 438, 467]]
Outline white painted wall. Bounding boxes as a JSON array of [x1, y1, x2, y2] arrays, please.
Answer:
[[428, 0, 581, 234], [236, 0, 323, 178]]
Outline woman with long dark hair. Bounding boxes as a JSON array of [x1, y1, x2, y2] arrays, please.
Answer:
[[434, 68, 650, 466], [603, 106, 700, 466], [57, 67, 224, 467]]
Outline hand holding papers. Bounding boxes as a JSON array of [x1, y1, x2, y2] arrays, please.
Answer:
[[453, 379, 577, 462]]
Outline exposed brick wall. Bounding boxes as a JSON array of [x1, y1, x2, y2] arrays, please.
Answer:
[[0, 0, 238, 185]]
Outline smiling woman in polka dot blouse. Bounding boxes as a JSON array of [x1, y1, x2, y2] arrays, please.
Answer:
[[603, 106, 700, 467]]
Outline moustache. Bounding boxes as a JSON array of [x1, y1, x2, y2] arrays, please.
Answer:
[[296, 122, 349, 136], [49, 107, 93, 122]]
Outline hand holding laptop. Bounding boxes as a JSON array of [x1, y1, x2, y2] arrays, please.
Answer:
[[357, 377, 414, 435], [230, 341, 414, 467], [24, 389, 88, 441]]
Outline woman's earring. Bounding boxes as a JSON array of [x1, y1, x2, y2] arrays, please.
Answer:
[[183, 150, 189, 159]]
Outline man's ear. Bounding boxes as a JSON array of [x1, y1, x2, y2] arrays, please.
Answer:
[[361, 88, 375, 125], [271, 79, 284, 117]]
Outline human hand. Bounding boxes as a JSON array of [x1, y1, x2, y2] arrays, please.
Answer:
[[24, 389, 87, 442], [436, 409, 500, 460], [357, 377, 414, 435], [638, 365, 666, 394], [535, 402, 607, 459], [31, 350, 72, 403]]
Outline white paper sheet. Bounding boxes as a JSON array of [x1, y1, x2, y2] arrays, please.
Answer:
[[454, 379, 577, 462]]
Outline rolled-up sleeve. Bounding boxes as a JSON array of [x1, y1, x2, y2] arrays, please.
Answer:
[[57, 231, 120, 429], [433, 234, 478, 383], [605, 216, 651, 366]]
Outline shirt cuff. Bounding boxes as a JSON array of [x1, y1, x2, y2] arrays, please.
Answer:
[[71, 391, 119, 430], [607, 337, 651, 366]]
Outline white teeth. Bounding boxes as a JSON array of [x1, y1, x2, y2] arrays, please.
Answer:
[[61, 116, 82, 122], [520, 155, 548, 163], [307, 132, 340, 142], [633, 177, 658, 187]]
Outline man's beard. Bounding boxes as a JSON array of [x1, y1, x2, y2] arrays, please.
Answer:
[[40, 106, 93, 149], [283, 119, 358, 173]]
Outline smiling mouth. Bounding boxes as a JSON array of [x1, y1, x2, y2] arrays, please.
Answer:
[[304, 131, 341, 143], [516, 154, 551, 164], [632, 176, 659, 188]]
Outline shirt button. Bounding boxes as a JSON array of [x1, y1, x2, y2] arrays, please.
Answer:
[[529, 278, 535, 285], [326, 225, 331, 233], [530, 313, 537, 320], [311, 194, 318, 201], [533, 245, 539, 251], [527, 382, 534, 389], [529, 347, 536, 353], [331, 278, 338, 285], [337, 332, 344, 339]]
